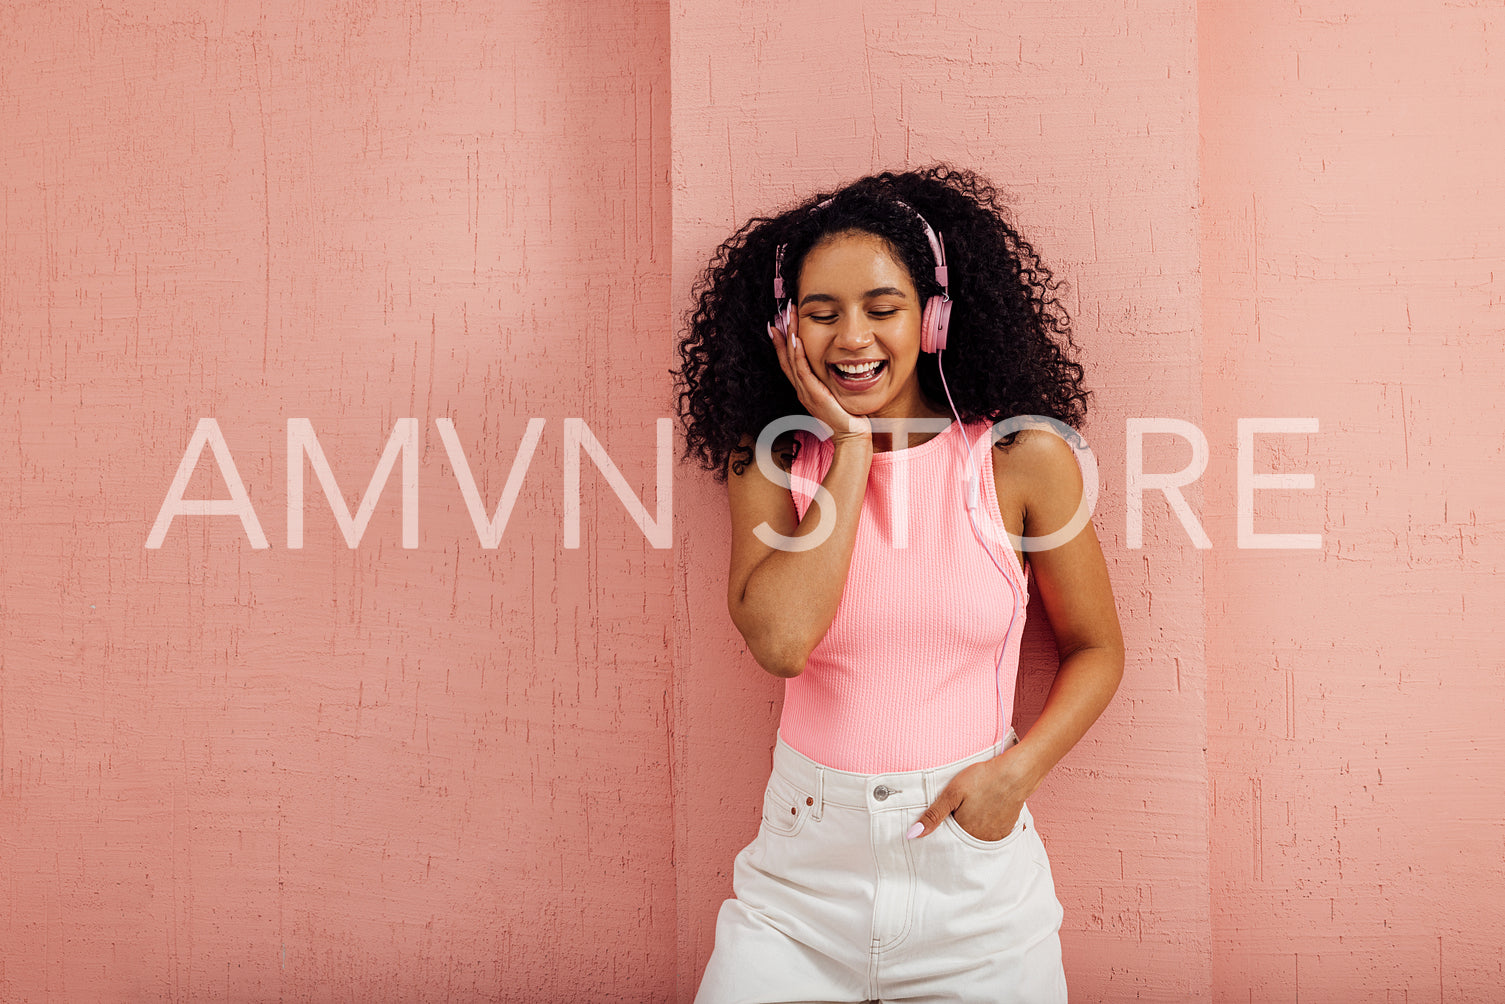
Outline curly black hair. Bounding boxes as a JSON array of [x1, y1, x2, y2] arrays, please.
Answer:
[[674, 164, 1090, 482]]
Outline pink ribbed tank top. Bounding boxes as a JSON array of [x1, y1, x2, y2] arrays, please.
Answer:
[[781, 418, 1030, 773]]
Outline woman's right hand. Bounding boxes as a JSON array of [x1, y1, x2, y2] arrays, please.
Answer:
[[767, 307, 872, 443]]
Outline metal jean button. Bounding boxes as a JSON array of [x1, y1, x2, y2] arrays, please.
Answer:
[[872, 784, 900, 801]]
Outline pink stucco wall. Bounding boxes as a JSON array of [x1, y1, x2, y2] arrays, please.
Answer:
[[1, 1, 675, 999], [1201, 1, 1505, 998], [1, 0, 1501, 1001], [669, 1, 1208, 1000]]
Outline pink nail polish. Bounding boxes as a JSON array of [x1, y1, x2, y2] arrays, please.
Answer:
[[906, 822, 924, 839]]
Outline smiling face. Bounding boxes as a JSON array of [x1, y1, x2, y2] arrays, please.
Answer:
[[795, 229, 948, 423]]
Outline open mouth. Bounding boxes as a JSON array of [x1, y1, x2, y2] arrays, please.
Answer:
[[828, 360, 887, 391]]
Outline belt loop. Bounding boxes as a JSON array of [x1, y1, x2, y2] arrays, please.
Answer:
[[813, 767, 825, 820]]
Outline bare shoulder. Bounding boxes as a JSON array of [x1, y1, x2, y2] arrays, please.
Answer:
[[993, 425, 1120, 661], [725, 430, 801, 531], [728, 430, 800, 480], [991, 427, 1083, 514]]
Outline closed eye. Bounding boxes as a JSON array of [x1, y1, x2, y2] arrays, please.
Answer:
[[805, 309, 900, 323]]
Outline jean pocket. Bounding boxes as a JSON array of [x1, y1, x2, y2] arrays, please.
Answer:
[[760, 770, 813, 837], [942, 805, 1029, 851]]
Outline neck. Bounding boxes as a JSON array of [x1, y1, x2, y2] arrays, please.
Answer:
[[868, 400, 956, 453]]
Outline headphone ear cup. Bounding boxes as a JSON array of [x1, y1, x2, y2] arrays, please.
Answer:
[[921, 296, 951, 353]]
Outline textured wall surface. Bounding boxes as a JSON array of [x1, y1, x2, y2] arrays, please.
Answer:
[[669, 1, 1207, 1000], [1, 0, 1501, 1001], [1200, 1, 1505, 1000], [1, 1, 674, 999]]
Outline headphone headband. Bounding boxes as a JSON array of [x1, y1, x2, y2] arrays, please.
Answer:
[[773, 197, 949, 303], [889, 199, 949, 297]]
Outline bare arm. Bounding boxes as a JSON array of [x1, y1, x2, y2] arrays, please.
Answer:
[[910, 429, 1124, 840], [726, 431, 871, 677], [726, 317, 875, 678], [1001, 431, 1125, 796]]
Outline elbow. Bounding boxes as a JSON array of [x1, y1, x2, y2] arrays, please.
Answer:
[[750, 635, 808, 679], [1101, 643, 1126, 696], [1093, 637, 1125, 679], [762, 653, 806, 679], [730, 600, 810, 679], [1061, 639, 1125, 697]]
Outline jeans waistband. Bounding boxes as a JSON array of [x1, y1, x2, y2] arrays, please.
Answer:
[[771, 728, 1019, 820]]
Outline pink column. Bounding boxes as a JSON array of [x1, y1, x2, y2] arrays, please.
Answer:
[[1202, 1, 1505, 999], [0, 0, 674, 999], [669, 1, 1209, 998]]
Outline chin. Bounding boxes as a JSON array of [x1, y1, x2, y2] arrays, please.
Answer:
[[821, 384, 873, 408]]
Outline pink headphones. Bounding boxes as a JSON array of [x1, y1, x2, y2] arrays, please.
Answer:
[[772, 199, 953, 352]]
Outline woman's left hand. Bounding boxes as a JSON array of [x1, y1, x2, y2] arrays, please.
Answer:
[[906, 752, 1038, 842]]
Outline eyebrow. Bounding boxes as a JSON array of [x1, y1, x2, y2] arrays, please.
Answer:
[[797, 287, 909, 307]]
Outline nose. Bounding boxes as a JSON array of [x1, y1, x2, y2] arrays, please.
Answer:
[[832, 314, 874, 350]]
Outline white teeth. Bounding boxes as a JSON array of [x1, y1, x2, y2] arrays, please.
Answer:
[[834, 361, 882, 376]]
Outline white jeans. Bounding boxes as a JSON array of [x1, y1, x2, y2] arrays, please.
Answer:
[[695, 729, 1067, 1004]]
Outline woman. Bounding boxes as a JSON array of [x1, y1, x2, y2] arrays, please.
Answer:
[[675, 165, 1124, 1003]]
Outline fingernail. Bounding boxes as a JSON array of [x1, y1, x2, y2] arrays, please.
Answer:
[[906, 822, 924, 839], [767, 324, 777, 341]]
